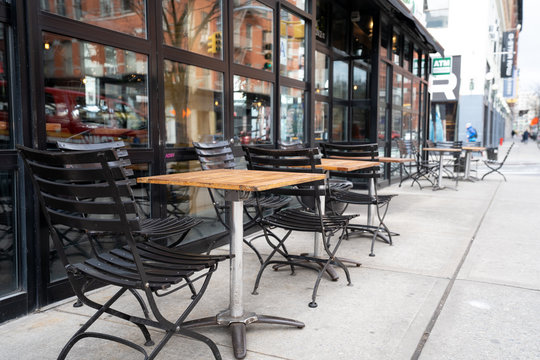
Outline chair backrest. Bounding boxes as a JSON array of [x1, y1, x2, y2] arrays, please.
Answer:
[[436, 141, 462, 149], [395, 139, 412, 158], [319, 142, 381, 181], [319, 142, 378, 161], [17, 146, 141, 269], [278, 140, 306, 150], [499, 142, 514, 164], [242, 146, 325, 197], [192, 141, 236, 170]]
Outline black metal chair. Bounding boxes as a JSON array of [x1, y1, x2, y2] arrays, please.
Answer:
[[482, 142, 514, 181], [242, 145, 356, 308], [319, 142, 397, 257], [409, 139, 438, 189], [436, 141, 463, 184], [18, 145, 228, 360], [57, 140, 196, 248], [192, 140, 290, 262]]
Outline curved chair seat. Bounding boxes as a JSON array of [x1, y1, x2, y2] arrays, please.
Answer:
[[330, 190, 395, 206], [261, 207, 355, 233]]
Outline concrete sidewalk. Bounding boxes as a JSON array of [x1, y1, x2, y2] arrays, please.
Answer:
[[1, 141, 539, 359]]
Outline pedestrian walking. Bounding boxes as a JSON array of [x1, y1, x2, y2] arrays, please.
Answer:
[[466, 123, 478, 142]]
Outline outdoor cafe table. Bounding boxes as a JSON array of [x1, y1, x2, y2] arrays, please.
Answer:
[[138, 169, 326, 359], [461, 146, 486, 181], [423, 147, 462, 190]]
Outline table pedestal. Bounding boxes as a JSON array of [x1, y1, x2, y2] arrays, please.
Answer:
[[183, 192, 304, 359]]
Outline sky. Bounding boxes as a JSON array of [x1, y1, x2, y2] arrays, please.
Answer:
[[517, 0, 540, 92]]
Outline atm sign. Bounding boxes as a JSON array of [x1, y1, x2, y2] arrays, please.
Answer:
[[432, 57, 452, 76]]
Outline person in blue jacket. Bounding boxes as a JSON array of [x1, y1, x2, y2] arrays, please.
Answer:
[[466, 123, 478, 142]]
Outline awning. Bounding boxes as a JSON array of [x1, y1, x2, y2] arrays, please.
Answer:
[[384, 0, 445, 55]]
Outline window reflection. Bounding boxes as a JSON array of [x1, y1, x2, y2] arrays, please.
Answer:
[[279, 10, 305, 81], [233, 76, 272, 145], [331, 2, 347, 52], [163, 0, 223, 59], [285, 0, 306, 11], [314, 101, 328, 141], [352, 14, 373, 62], [315, 51, 329, 96], [41, 0, 147, 39], [164, 60, 224, 147], [233, 0, 273, 70], [392, 32, 400, 66], [333, 60, 349, 99], [43, 33, 149, 147], [352, 107, 369, 141], [332, 104, 347, 141], [353, 61, 369, 99], [280, 87, 304, 144], [0, 171, 16, 297], [0, 24, 10, 150]]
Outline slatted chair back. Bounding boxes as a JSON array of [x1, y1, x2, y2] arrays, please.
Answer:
[[18, 146, 141, 268], [192, 140, 236, 170], [242, 146, 325, 198], [319, 143, 381, 182], [278, 140, 306, 150]]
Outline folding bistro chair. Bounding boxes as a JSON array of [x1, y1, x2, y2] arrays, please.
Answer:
[[243, 146, 356, 308], [409, 139, 438, 189], [18, 145, 228, 360], [319, 142, 397, 257], [482, 142, 514, 181], [192, 140, 290, 262]]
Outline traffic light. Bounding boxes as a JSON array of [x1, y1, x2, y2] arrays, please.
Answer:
[[207, 32, 222, 54], [263, 43, 272, 70]]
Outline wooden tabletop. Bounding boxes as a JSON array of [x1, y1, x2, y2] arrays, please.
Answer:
[[328, 155, 414, 163], [137, 169, 326, 192], [462, 146, 486, 151], [318, 158, 380, 171], [423, 147, 462, 153]]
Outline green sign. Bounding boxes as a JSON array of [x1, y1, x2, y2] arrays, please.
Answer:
[[432, 57, 452, 76]]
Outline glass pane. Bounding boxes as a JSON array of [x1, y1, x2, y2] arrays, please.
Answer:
[[163, 0, 223, 59], [314, 101, 328, 141], [379, 62, 388, 105], [42, 0, 147, 39], [43, 33, 149, 147], [315, 51, 329, 96], [352, 61, 369, 99], [0, 24, 10, 150], [279, 10, 306, 81], [413, 49, 420, 76], [352, 14, 373, 62], [392, 109, 402, 140], [392, 32, 400, 66], [233, 0, 272, 70], [352, 107, 369, 141], [403, 38, 411, 71], [331, 3, 347, 52], [285, 0, 306, 11], [280, 87, 304, 144], [164, 60, 224, 147], [403, 76, 412, 109], [393, 72, 403, 106], [233, 76, 273, 145], [413, 79, 420, 113], [0, 171, 17, 297], [316, 0, 329, 43], [378, 106, 387, 145], [333, 60, 348, 99], [332, 104, 347, 141], [380, 24, 389, 59]]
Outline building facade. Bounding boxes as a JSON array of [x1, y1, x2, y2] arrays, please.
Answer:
[[424, 0, 522, 146], [0, 0, 442, 322]]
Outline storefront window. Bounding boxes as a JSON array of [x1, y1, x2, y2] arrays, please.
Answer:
[[331, 2, 347, 52], [164, 60, 224, 147], [314, 101, 328, 141], [42, 0, 147, 39], [285, 0, 306, 11], [352, 107, 369, 141], [393, 72, 403, 107], [43, 33, 149, 147], [316, 0, 329, 44], [0, 171, 16, 297], [163, 0, 223, 59], [352, 14, 373, 62], [403, 76, 411, 110], [403, 38, 411, 71], [280, 87, 304, 144], [233, 0, 272, 70], [333, 60, 349, 100], [280, 10, 306, 81], [392, 31, 400, 66], [378, 62, 389, 143], [332, 104, 347, 141], [233, 76, 273, 145], [380, 23, 389, 59], [0, 24, 10, 150], [352, 61, 369, 100], [413, 49, 420, 76], [315, 51, 329, 96]]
